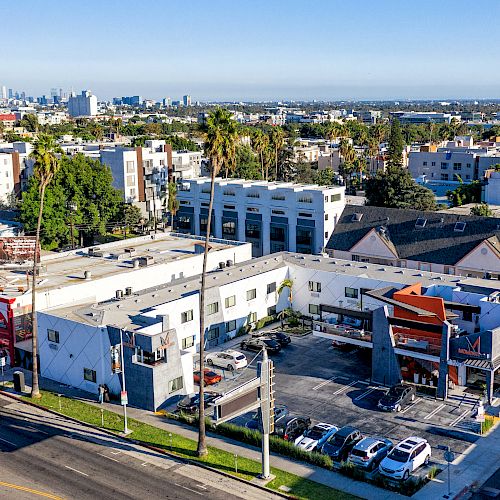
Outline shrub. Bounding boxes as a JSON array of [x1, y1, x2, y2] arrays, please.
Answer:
[[235, 325, 250, 338], [482, 415, 496, 434], [340, 461, 366, 481], [255, 315, 276, 330], [427, 465, 440, 480]]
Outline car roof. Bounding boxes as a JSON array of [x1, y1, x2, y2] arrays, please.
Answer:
[[396, 437, 427, 450], [277, 415, 307, 426], [313, 423, 336, 431], [223, 349, 242, 356], [353, 437, 386, 450], [336, 425, 359, 437]]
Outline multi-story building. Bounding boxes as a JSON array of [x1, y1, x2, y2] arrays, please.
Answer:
[[183, 95, 191, 106], [175, 178, 345, 256], [0, 113, 17, 129], [484, 169, 500, 205], [67, 90, 98, 117], [0, 141, 34, 201], [390, 112, 456, 124]]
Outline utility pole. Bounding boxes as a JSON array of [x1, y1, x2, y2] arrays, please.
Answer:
[[119, 329, 130, 434]]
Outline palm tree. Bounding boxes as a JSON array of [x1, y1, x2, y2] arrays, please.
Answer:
[[167, 181, 179, 230], [270, 127, 285, 180], [252, 130, 269, 180], [29, 134, 62, 398], [277, 278, 293, 307], [197, 108, 238, 457]]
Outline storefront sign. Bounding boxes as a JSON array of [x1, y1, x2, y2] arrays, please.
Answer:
[[450, 332, 490, 361]]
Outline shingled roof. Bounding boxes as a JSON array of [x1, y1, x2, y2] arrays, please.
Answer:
[[327, 205, 500, 266]]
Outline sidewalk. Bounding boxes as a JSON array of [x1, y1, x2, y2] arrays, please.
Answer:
[[7, 369, 402, 500]]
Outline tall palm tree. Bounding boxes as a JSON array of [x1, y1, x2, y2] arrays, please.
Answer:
[[270, 127, 285, 180], [252, 130, 269, 179], [197, 108, 238, 457], [29, 134, 62, 398], [167, 181, 179, 230]]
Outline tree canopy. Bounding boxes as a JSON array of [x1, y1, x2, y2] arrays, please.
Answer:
[[446, 180, 482, 207], [470, 203, 493, 217], [387, 118, 404, 168]]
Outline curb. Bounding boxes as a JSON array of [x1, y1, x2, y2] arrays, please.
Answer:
[[0, 390, 290, 499]]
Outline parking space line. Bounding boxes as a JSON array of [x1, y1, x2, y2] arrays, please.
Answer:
[[400, 397, 421, 414], [424, 403, 446, 420], [450, 409, 470, 427], [358, 380, 370, 386], [332, 380, 357, 395], [312, 376, 338, 391], [354, 387, 378, 401]]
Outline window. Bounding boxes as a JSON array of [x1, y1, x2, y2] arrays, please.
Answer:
[[126, 161, 135, 173], [224, 204, 235, 209], [226, 320, 236, 332], [453, 163, 462, 170], [222, 220, 236, 235], [200, 217, 208, 232], [247, 288, 257, 300], [168, 376, 183, 393], [267, 282, 276, 294], [351, 213, 363, 222], [181, 310, 193, 323], [309, 304, 320, 315], [441, 173, 449, 180], [345, 287, 358, 298], [223, 190, 236, 196], [270, 226, 286, 241], [454, 221, 466, 232], [324, 231, 328, 239], [247, 207, 259, 212], [272, 209, 285, 215], [298, 212, 312, 217], [129, 188, 136, 197], [440, 162, 448, 169], [431, 161, 436, 166], [246, 191, 260, 198], [324, 195, 328, 202], [126, 175, 136, 186], [182, 336, 195, 349], [415, 217, 427, 228], [298, 196, 312, 203], [207, 327, 220, 340], [84, 368, 96, 383], [466, 163, 471, 168], [272, 194, 286, 201], [267, 305, 276, 316], [225, 295, 236, 308], [207, 302, 219, 315], [308, 281, 321, 292], [330, 193, 341, 202], [47, 329, 60, 343], [466, 175, 470, 180], [245, 222, 260, 238], [325, 214, 328, 220], [423, 161, 427, 166], [248, 312, 257, 323]]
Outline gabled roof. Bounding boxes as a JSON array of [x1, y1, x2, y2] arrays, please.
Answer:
[[327, 205, 500, 266]]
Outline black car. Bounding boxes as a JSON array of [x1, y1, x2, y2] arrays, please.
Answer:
[[176, 392, 220, 413], [240, 337, 281, 353], [262, 331, 292, 346], [320, 425, 363, 462], [377, 384, 416, 412], [274, 415, 311, 441]]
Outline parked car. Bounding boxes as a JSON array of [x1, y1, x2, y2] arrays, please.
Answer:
[[348, 437, 393, 471], [274, 415, 311, 442], [193, 369, 222, 386], [379, 437, 431, 481], [294, 423, 338, 452], [378, 384, 416, 412], [240, 337, 281, 354], [176, 392, 220, 414], [205, 349, 247, 371], [246, 404, 289, 429], [320, 425, 363, 462], [252, 331, 291, 346]]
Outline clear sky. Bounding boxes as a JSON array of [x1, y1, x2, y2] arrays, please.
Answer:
[[3, 0, 500, 101]]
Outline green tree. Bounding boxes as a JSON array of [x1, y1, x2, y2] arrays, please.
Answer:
[[447, 180, 482, 207], [122, 204, 142, 237], [252, 130, 269, 179], [470, 203, 493, 217], [314, 168, 336, 186], [20, 113, 39, 133], [198, 108, 239, 457], [167, 181, 180, 228], [29, 134, 62, 398], [387, 118, 405, 168], [270, 126, 285, 180], [234, 145, 261, 180]]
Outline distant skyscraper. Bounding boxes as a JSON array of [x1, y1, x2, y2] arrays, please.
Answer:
[[8, 89, 13, 99], [183, 95, 191, 106], [67, 90, 98, 117], [163, 97, 171, 107], [50, 88, 58, 98], [1, 86, 6, 99]]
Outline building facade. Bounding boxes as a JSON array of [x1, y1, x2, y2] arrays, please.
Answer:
[[67, 90, 98, 117]]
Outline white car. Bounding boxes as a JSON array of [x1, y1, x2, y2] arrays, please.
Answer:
[[294, 423, 338, 452], [205, 350, 247, 371], [379, 437, 431, 481]]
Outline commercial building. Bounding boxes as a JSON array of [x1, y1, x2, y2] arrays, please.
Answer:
[[67, 90, 98, 117], [327, 205, 500, 279], [391, 112, 456, 124], [182, 95, 191, 106], [0, 141, 34, 201], [175, 178, 346, 256]]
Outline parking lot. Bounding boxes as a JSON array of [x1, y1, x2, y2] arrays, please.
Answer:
[[195, 330, 480, 467]]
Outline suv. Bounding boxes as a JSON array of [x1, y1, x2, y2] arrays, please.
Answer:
[[348, 437, 393, 471], [274, 415, 311, 442], [379, 437, 431, 480], [378, 384, 416, 412], [205, 350, 247, 371], [252, 331, 291, 347], [246, 404, 289, 429], [240, 337, 281, 354], [320, 425, 363, 462], [295, 423, 338, 452]]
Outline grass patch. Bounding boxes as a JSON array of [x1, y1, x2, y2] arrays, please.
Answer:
[[481, 415, 497, 434], [19, 390, 356, 500]]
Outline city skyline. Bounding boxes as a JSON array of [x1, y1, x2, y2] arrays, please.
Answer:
[[3, 0, 500, 101]]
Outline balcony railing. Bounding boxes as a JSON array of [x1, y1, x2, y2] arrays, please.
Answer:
[[313, 320, 372, 343]]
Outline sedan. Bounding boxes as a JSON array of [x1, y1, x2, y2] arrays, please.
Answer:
[[176, 392, 220, 413], [295, 423, 338, 452], [240, 337, 281, 354], [253, 331, 291, 347], [378, 384, 416, 412], [193, 369, 222, 386]]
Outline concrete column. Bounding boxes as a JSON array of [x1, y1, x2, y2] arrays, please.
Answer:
[[437, 323, 451, 400], [237, 207, 246, 243], [288, 216, 297, 253], [486, 370, 495, 405], [262, 212, 271, 256], [458, 364, 467, 386]]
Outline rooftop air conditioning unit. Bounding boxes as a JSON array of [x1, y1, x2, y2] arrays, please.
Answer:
[[138, 255, 154, 267]]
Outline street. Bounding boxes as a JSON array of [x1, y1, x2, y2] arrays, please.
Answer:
[[0, 395, 279, 500]]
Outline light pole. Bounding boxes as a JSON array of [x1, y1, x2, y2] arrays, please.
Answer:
[[119, 328, 130, 434]]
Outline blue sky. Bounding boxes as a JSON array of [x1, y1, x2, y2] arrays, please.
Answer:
[[3, 0, 500, 101]]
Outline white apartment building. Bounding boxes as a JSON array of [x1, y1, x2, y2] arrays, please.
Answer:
[[0, 153, 14, 203], [0, 141, 34, 201], [391, 112, 457, 124], [175, 178, 346, 256], [171, 149, 202, 181], [67, 90, 98, 117], [484, 169, 500, 205]]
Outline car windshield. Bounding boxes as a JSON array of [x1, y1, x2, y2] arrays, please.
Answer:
[[329, 434, 346, 447], [235, 355, 245, 360], [264, 339, 277, 346], [304, 427, 324, 440], [206, 371, 217, 377], [388, 448, 410, 463]]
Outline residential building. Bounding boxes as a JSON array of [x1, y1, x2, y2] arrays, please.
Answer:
[[175, 178, 346, 256], [0, 113, 17, 129], [484, 169, 500, 205], [0, 141, 34, 199], [326, 205, 500, 279], [67, 90, 98, 117]]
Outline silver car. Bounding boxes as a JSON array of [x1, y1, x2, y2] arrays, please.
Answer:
[[348, 437, 393, 471]]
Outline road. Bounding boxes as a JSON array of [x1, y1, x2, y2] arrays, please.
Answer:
[[0, 395, 280, 500]]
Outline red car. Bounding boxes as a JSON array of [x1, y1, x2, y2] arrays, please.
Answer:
[[193, 369, 222, 386]]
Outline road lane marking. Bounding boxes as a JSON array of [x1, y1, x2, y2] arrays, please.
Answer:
[[424, 403, 446, 420], [141, 462, 149, 466], [64, 465, 88, 477], [174, 483, 204, 496], [312, 376, 337, 390], [450, 409, 470, 427], [332, 380, 357, 395], [196, 485, 207, 490], [0, 481, 64, 500], [110, 450, 122, 455], [400, 398, 421, 414], [354, 387, 377, 401], [0, 436, 17, 447], [358, 380, 370, 386], [97, 453, 120, 462]]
